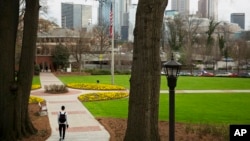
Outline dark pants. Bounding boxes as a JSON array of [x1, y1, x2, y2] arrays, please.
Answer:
[[59, 124, 66, 139]]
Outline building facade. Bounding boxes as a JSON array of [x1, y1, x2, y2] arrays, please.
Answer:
[[198, 0, 218, 21], [231, 13, 245, 30], [61, 3, 92, 29], [97, 0, 129, 41], [171, 0, 190, 14]]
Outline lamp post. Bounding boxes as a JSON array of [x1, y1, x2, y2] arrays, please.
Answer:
[[163, 53, 181, 141]]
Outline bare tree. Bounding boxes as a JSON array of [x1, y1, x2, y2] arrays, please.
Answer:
[[124, 1, 168, 140], [68, 29, 93, 72], [205, 19, 220, 71], [92, 24, 111, 69], [232, 39, 250, 73], [181, 15, 202, 74], [166, 15, 186, 52], [217, 22, 234, 71]]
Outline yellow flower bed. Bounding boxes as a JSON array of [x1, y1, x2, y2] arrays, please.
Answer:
[[78, 91, 129, 102], [31, 84, 41, 90], [67, 83, 126, 90], [29, 95, 45, 104]]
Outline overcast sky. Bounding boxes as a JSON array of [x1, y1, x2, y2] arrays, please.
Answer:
[[45, 0, 250, 29]]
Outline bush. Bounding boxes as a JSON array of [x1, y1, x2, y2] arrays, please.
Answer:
[[29, 96, 45, 104], [84, 69, 111, 75], [44, 84, 68, 94], [34, 64, 40, 75], [115, 70, 131, 75], [31, 84, 41, 90]]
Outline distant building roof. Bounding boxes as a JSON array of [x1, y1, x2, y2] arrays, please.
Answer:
[[38, 28, 79, 38]]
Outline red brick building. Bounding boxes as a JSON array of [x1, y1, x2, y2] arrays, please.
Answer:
[[36, 28, 79, 72]]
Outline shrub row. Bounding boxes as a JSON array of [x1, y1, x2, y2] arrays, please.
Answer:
[[78, 91, 129, 102], [84, 69, 131, 75], [31, 85, 41, 90], [29, 96, 45, 104]]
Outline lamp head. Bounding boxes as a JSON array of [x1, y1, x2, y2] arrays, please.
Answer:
[[163, 53, 182, 77]]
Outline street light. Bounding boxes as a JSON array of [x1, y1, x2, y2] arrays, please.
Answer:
[[162, 53, 181, 141]]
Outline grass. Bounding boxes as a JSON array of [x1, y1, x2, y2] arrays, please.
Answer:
[[58, 75, 131, 88], [38, 74, 250, 124], [32, 76, 40, 85], [83, 98, 129, 118], [57, 75, 250, 90], [176, 76, 250, 90], [83, 93, 250, 124]]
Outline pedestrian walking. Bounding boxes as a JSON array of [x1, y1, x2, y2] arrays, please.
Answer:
[[58, 105, 68, 140]]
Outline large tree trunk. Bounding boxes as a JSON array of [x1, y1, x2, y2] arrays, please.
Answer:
[[124, 1, 168, 141], [17, 0, 40, 137], [0, 0, 40, 140], [0, 0, 20, 140]]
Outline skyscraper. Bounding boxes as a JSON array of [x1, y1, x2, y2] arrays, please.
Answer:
[[61, 3, 92, 29], [231, 13, 245, 29], [198, 0, 218, 21], [171, 0, 190, 14]]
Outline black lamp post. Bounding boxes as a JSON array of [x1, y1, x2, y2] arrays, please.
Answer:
[[163, 53, 181, 141]]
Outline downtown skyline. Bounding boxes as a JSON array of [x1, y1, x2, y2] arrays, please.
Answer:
[[45, 0, 250, 30]]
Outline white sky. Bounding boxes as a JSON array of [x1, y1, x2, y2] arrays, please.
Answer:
[[45, 0, 250, 30]]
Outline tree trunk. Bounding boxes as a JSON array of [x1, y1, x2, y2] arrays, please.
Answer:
[[0, 0, 20, 140], [17, 0, 40, 137], [124, 1, 168, 141], [0, 0, 40, 140]]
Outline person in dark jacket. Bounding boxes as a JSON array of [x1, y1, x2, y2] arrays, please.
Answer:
[[58, 105, 68, 140]]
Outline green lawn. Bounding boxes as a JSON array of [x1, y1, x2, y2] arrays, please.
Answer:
[[35, 75, 250, 124], [32, 76, 40, 85], [83, 93, 250, 124], [57, 75, 250, 90], [58, 75, 131, 88]]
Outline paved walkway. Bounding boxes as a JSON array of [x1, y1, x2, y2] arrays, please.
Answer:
[[160, 89, 250, 93], [31, 72, 110, 141]]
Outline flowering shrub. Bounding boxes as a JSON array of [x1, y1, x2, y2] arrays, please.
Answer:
[[44, 84, 68, 94], [67, 83, 126, 90], [31, 85, 41, 90], [78, 91, 129, 102], [29, 96, 45, 104]]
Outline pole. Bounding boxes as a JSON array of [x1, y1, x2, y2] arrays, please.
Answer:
[[111, 0, 115, 84], [169, 88, 175, 141], [168, 76, 177, 141]]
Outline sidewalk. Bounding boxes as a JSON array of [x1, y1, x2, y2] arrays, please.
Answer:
[[160, 89, 250, 93], [32, 72, 110, 141]]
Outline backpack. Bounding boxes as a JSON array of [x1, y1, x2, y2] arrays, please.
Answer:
[[59, 112, 66, 123]]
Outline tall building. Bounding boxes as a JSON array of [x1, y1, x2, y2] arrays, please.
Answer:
[[119, 0, 129, 40], [198, 0, 218, 21], [171, 0, 190, 14], [97, 0, 129, 40], [61, 3, 92, 29], [231, 13, 245, 29]]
